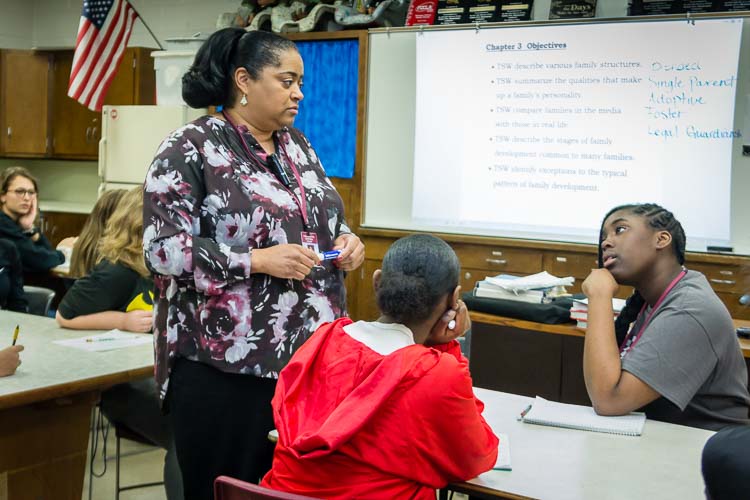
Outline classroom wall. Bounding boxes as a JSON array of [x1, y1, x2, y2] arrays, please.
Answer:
[[0, 0, 34, 49], [15, 0, 630, 51], [30, 0, 242, 49], [0, 159, 99, 205]]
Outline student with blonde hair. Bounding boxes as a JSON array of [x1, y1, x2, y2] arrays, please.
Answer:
[[68, 188, 126, 279], [56, 187, 182, 500], [57, 188, 151, 331]]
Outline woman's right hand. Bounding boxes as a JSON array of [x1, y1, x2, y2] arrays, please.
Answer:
[[252, 244, 320, 280], [122, 310, 153, 333]]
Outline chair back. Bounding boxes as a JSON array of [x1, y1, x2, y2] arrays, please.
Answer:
[[214, 476, 321, 500], [23, 285, 56, 317]]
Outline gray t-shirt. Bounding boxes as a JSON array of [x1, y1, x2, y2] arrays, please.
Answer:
[[621, 270, 750, 431]]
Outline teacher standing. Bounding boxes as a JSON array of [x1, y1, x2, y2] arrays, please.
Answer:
[[143, 28, 365, 500]]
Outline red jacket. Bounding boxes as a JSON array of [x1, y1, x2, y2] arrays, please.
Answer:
[[262, 318, 499, 499]]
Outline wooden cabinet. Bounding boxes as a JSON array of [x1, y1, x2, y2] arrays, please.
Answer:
[[354, 234, 547, 321], [471, 321, 563, 400], [0, 47, 154, 160], [351, 230, 750, 322], [38, 211, 88, 248], [50, 47, 155, 159], [686, 258, 750, 319], [453, 243, 542, 274], [0, 51, 52, 156], [50, 51, 99, 158]]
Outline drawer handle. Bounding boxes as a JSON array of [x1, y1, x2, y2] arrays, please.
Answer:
[[555, 256, 568, 263], [719, 270, 734, 276], [464, 272, 472, 280], [710, 279, 736, 285], [740, 294, 750, 306], [491, 251, 503, 256], [486, 258, 507, 265]]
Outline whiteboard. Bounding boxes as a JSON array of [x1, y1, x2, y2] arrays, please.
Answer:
[[363, 17, 750, 254]]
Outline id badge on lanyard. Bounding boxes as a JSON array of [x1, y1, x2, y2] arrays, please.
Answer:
[[301, 232, 320, 254]]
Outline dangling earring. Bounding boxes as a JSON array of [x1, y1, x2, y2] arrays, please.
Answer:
[[240, 94, 248, 106]]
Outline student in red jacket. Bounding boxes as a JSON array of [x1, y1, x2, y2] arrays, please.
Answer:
[[262, 234, 498, 499]]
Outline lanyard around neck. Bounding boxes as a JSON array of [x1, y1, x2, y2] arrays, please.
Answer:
[[619, 268, 687, 355], [221, 111, 310, 229]]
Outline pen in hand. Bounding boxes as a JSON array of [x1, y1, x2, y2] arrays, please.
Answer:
[[11, 325, 19, 346]]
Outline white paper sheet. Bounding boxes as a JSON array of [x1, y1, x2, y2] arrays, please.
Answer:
[[53, 330, 152, 352]]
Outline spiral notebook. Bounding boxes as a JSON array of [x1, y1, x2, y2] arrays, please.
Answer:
[[520, 396, 646, 436]]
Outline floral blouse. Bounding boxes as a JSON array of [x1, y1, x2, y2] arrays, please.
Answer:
[[143, 115, 350, 404]]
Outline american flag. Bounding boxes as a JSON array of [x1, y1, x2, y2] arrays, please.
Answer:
[[67, 0, 139, 112]]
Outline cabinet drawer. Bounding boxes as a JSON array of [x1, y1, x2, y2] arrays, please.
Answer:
[[543, 251, 598, 280], [454, 244, 542, 274], [688, 262, 748, 293], [716, 292, 750, 320]]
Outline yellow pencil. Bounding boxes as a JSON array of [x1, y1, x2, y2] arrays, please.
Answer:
[[11, 325, 19, 346]]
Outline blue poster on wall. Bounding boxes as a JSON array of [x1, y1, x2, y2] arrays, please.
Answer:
[[294, 39, 358, 179]]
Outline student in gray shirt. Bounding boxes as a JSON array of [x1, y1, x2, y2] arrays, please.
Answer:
[[580, 203, 749, 431]]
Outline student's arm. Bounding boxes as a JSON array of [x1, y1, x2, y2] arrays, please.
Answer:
[[400, 357, 499, 484], [56, 263, 151, 332], [3, 225, 64, 273], [3, 241, 28, 313], [582, 269, 660, 415], [56, 309, 152, 332]]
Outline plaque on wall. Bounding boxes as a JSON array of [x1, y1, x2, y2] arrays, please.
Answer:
[[628, 0, 683, 15], [467, 0, 498, 23], [682, 0, 714, 11], [549, 0, 597, 18], [435, 0, 469, 24], [714, 0, 750, 10], [405, 0, 439, 24], [498, 0, 533, 21]]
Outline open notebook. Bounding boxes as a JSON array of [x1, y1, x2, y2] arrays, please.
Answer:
[[520, 396, 646, 436]]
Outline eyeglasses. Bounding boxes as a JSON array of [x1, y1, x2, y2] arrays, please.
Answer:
[[9, 189, 36, 198]]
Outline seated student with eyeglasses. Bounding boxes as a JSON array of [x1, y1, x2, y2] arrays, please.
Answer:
[[0, 166, 76, 273]]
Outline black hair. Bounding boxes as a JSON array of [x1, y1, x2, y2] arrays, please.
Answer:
[[598, 203, 686, 344], [182, 28, 298, 108], [376, 234, 460, 324]]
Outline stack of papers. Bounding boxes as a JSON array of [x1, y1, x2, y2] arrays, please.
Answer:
[[53, 330, 152, 352], [474, 272, 574, 304], [570, 297, 627, 329]]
